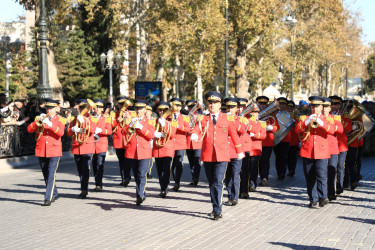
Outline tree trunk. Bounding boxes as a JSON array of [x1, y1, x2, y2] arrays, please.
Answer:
[[196, 52, 204, 101], [137, 24, 149, 81], [47, 49, 63, 101], [235, 37, 248, 98]]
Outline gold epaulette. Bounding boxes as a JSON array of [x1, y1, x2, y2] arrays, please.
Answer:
[[105, 116, 112, 123], [343, 113, 350, 119], [250, 116, 257, 121], [196, 114, 204, 122], [110, 111, 116, 118], [91, 117, 99, 124], [334, 115, 341, 122], [239, 116, 248, 124], [260, 120, 267, 128], [326, 116, 334, 124], [171, 120, 179, 127], [298, 115, 306, 122], [182, 115, 190, 123], [130, 111, 137, 117], [148, 117, 156, 127], [227, 114, 235, 122], [70, 116, 76, 123], [59, 116, 67, 125]]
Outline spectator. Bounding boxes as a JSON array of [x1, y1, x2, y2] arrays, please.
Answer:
[[0, 99, 14, 123]]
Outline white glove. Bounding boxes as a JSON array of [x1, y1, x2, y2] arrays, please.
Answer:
[[250, 132, 255, 137], [72, 126, 80, 133], [237, 152, 245, 160], [95, 127, 102, 134], [158, 117, 166, 127], [16, 120, 25, 126], [150, 139, 153, 149], [190, 133, 198, 142], [305, 114, 316, 126], [43, 118, 52, 128], [266, 125, 273, 132], [154, 131, 162, 138], [135, 122, 143, 130], [77, 115, 84, 124], [317, 118, 324, 127], [129, 117, 138, 127]]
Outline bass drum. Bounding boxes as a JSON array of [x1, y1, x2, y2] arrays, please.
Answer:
[[273, 111, 295, 146]]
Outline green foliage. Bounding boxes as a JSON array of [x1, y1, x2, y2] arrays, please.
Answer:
[[365, 54, 375, 91]]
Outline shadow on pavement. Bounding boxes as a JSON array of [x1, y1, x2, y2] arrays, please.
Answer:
[[337, 216, 375, 225], [269, 242, 340, 249]]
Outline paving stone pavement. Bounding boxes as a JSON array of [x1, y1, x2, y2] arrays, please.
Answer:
[[0, 153, 374, 249]]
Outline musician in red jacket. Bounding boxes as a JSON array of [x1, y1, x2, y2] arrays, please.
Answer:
[[287, 101, 299, 177], [66, 99, 97, 198], [27, 99, 65, 206], [185, 99, 203, 186], [91, 99, 112, 192], [152, 102, 177, 198], [121, 100, 155, 205], [329, 96, 352, 195], [169, 97, 190, 192], [190, 91, 244, 220], [295, 96, 335, 208]]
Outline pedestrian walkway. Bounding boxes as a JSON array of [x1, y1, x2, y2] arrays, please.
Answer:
[[0, 154, 374, 249]]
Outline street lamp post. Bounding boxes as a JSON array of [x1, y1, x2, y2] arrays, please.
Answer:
[[36, 0, 53, 100], [1, 34, 10, 101], [345, 53, 350, 100], [286, 15, 297, 102], [224, 0, 229, 98], [100, 50, 122, 107]]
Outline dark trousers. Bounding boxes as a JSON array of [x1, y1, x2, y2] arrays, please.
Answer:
[[204, 161, 228, 214], [336, 151, 347, 191], [287, 145, 298, 175], [147, 158, 154, 175], [240, 152, 250, 193], [274, 142, 290, 178], [74, 154, 92, 192], [249, 155, 260, 189], [92, 152, 106, 187], [129, 158, 149, 199], [172, 150, 185, 184], [344, 147, 358, 187], [186, 149, 202, 181], [224, 158, 242, 201], [327, 154, 338, 197], [302, 157, 328, 202], [115, 148, 131, 182], [155, 157, 173, 191], [356, 146, 363, 178], [259, 146, 273, 180], [38, 157, 60, 201]]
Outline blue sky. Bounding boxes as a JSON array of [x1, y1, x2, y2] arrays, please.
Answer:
[[0, 0, 374, 45]]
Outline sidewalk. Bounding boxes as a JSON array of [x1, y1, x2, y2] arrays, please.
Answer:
[[0, 153, 374, 249]]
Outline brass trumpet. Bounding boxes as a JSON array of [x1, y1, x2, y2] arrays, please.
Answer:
[[128, 118, 140, 134], [154, 105, 177, 147], [35, 112, 50, 141], [311, 116, 319, 128], [119, 99, 134, 128], [73, 99, 96, 144]]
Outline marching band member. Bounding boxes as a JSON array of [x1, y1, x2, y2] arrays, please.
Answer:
[[111, 96, 132, 186], [169, 98, 190, 192], [67, 99, 97, 198], [223, 97, 247, 206], [121, 100, 155, 205], [152, 102, 176, 198], [295, 96, 335, 208], [287, 100, 299, 177], [257, 96, 279, 186], [185, 99, 203, 186], [27, 99, 65, 206], [91, 99, 112, 192], [273, 97, 290, 180], [190, 91, 244, 220], [322, 97, 343, 201], [329, 96, 351, 195]]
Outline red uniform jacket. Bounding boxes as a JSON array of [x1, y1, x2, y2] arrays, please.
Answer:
[[261, 114, 280, 147], [27, 115, 65, 158], [169, 113, 190, 151], [152, 120, 177, 158], [337, 114, 352, 152], [111, 110, 131, 149], [93, 115, 112, 154], [186, 114, 203, 150], [121, 116, 155, 160], [192, 112, 243, 162], [295, 114, 335, 159], [242, 116, 256, 153], [67, 115, 97, 155], [229, 115, 247, 159], [289, 115, 299, 146], [249, 118, 266, 156], [326, 114, 343, 156]]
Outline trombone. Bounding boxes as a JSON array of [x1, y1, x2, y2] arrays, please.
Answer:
[[73, 99, 96, 144]]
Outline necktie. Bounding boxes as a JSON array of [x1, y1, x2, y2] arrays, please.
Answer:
[[212, 115, 217, 125], [174, 114, 177, 120]]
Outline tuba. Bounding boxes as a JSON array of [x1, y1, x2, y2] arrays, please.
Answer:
[[73, 99, 96, 144], [259, 100, 279, 124], [188, 100, 202, 128], [119, 99, 134, 128], [239, 102, 255, 117], [154, 104, 178, 147], [346, 100, 374, 144]]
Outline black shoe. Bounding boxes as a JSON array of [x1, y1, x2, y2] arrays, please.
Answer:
[[123, 179, 130, 187], [240, 192, 249, 199], [42, 200, 52, 206], [278, 175, 285, 180], [351, 182, 358, 191], [287, 171, 295, 177], [260, 178, 268, 186], [94, 186, 102, 192], [119, 181, 124, 186], [224, 200, 233, 206], [319, 198, 329, 207], [336, 188, 343, 195], [136, 197, 145, 206], [51, 196, 59, 202], [231, 200, 238, 206], [308, 201, 318, 208], [173, 183, 180, 192], [328, 195, 337, 201], [147, 173, 153, 179], [213, 213, 223, 220], [358, 175, 363, 180], [249, 187, 257, 192], [189, 179, 198, 186], [78, 191, 88, 199], [207, 211, 215, 218], [160, 190, 167, 198]]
